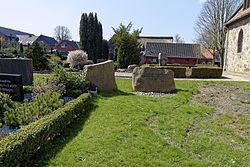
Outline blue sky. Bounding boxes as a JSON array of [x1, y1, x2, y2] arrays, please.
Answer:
[[0, 0, 205, 42]]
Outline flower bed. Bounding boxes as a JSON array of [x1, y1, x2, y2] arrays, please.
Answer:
[[0, 93, 92, 167]]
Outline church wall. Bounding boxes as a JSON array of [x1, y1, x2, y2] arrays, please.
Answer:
[[225, 17, 250, 74]]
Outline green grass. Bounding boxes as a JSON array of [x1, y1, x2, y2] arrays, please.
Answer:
[[31, 79, 250, 166]]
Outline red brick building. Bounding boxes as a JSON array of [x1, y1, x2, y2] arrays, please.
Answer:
[[56, 40, 79, 57], [144, 42, 202, 65]]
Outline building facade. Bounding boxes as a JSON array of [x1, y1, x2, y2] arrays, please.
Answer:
[[56, 40, 79, 57], [145, 42, 201, 65], [224, 1, 250, 74]]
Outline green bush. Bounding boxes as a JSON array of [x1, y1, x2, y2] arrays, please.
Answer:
[[4, 91, 63, 126], [0, 93, 92, 167], [190, 67, 223, 78], [157, 66, 187, 78], [23, 86, 34, 93], [63, 61, 70, 68], [49, 55, 62, 64], [0, 93, 14, 123], [25, 42, 49, 70], [33, 78, 66, 95], [53, 66, 88, 97]]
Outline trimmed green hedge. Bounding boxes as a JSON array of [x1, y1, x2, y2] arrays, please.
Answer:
[[157, 66, 187, 78], [190, 67, 223, 78], [0, 93, 92, 167]]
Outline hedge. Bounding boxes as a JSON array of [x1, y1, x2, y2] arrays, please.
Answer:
[[157, 66, 187, 78], [0, 93, 92, 167], [190, 67, 223, 78]]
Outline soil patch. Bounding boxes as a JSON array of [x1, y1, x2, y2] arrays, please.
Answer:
[[193, 84, 250, 116]]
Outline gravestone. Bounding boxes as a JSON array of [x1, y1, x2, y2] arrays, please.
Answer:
[[0, 58, 33, 85], [0, 73, 24, 101], [132, 67, 175, 93], [84, 60, 117, 92], [158, 53, 168, 66]]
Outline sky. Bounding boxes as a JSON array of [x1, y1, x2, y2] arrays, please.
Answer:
[[0, 0, 205, 43]]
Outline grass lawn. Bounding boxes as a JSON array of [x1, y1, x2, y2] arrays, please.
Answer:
[[32, 78, 250, 166]]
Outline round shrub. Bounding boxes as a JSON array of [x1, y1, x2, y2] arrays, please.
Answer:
[[67, 50, 88, 69]]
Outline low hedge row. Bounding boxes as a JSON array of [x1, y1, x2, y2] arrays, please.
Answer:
[[190, 67, 223, 78], [0, 93, 92, 167], [157, 66, 187, 78], [144, 65, 223, 78]]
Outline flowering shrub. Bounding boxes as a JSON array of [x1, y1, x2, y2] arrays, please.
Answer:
[[67, 50, 88, 68]]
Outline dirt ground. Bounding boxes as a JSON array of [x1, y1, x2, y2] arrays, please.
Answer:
[[193, 84, 250, 116]]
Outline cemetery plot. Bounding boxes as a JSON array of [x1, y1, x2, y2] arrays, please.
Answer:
[[0, 73, 23, 101]]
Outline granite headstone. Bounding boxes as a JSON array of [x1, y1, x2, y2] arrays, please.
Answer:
[[0, 73, 24, 101]]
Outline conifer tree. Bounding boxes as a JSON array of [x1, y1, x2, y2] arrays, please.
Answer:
[[79, 12, 103, 63]]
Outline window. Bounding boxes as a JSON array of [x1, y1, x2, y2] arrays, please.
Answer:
[[61, 43, 68, 48], [237, 29, 243, 53]]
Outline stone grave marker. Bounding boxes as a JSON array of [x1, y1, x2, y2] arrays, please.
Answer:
[[0, 73, 24, 101], [0, 58, 33, 85]]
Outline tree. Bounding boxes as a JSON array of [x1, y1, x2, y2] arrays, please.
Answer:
[[25, 42, 49, 70], [102, 39, 109, 59], [54, 26, 72, 42], [112, 22, 142, 68], [0, 37, 3, 51], [195, 0, 241, 67], [174, 34, 185, 43], [79, 12, 103, 63]]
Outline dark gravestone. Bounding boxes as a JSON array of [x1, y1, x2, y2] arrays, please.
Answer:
[[0, 58, 33, 85], [0, 73, 24, 101]]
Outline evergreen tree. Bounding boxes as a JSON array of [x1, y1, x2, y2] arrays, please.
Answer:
[[102, 39, 109, 59], [79, 12, 103, 63], [27, 42, 49, 70], [112, 22, 142, 68], [79, 13, 88, 51], [97, 22, 103, 59]]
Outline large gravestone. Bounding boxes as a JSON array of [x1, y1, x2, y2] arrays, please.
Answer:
[[132, 67, 175, 93], [84, 60, 117, 92], [0, 58, 33, 85], [0, 73, 24, 101], [158, 53, 168, 66]]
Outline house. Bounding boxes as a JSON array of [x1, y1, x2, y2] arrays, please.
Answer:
[[144, 42, 201, 65], [56, 40, 79, 57], [224, 0, 250, 74], [199, 49, 213, 64], [18, 34, 58, 53], [139, 36, 173, 46], [35, 35, 58, 53], [17, 35, 38, 47], [108, 36, 173, 60], [0, 26, 33, 46]]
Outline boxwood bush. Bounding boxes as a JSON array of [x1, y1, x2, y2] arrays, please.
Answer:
[[157, 66, 187, 78], [0, 93, 92, 167], [142, 64, 187, 78], [190, 67, 223, 78]]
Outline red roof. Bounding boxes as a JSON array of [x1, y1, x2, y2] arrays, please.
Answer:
[[201, 49, 214, 59]]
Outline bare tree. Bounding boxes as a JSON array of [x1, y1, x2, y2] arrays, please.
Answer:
[[195, 0, 241, 67], [174, 34, 185, 43], [54, 26, 72, 42]]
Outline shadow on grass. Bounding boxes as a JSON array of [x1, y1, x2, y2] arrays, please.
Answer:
[[98, 89, 134, 98], [29, 100, 98, 167], [29, 90, 132, 166]]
